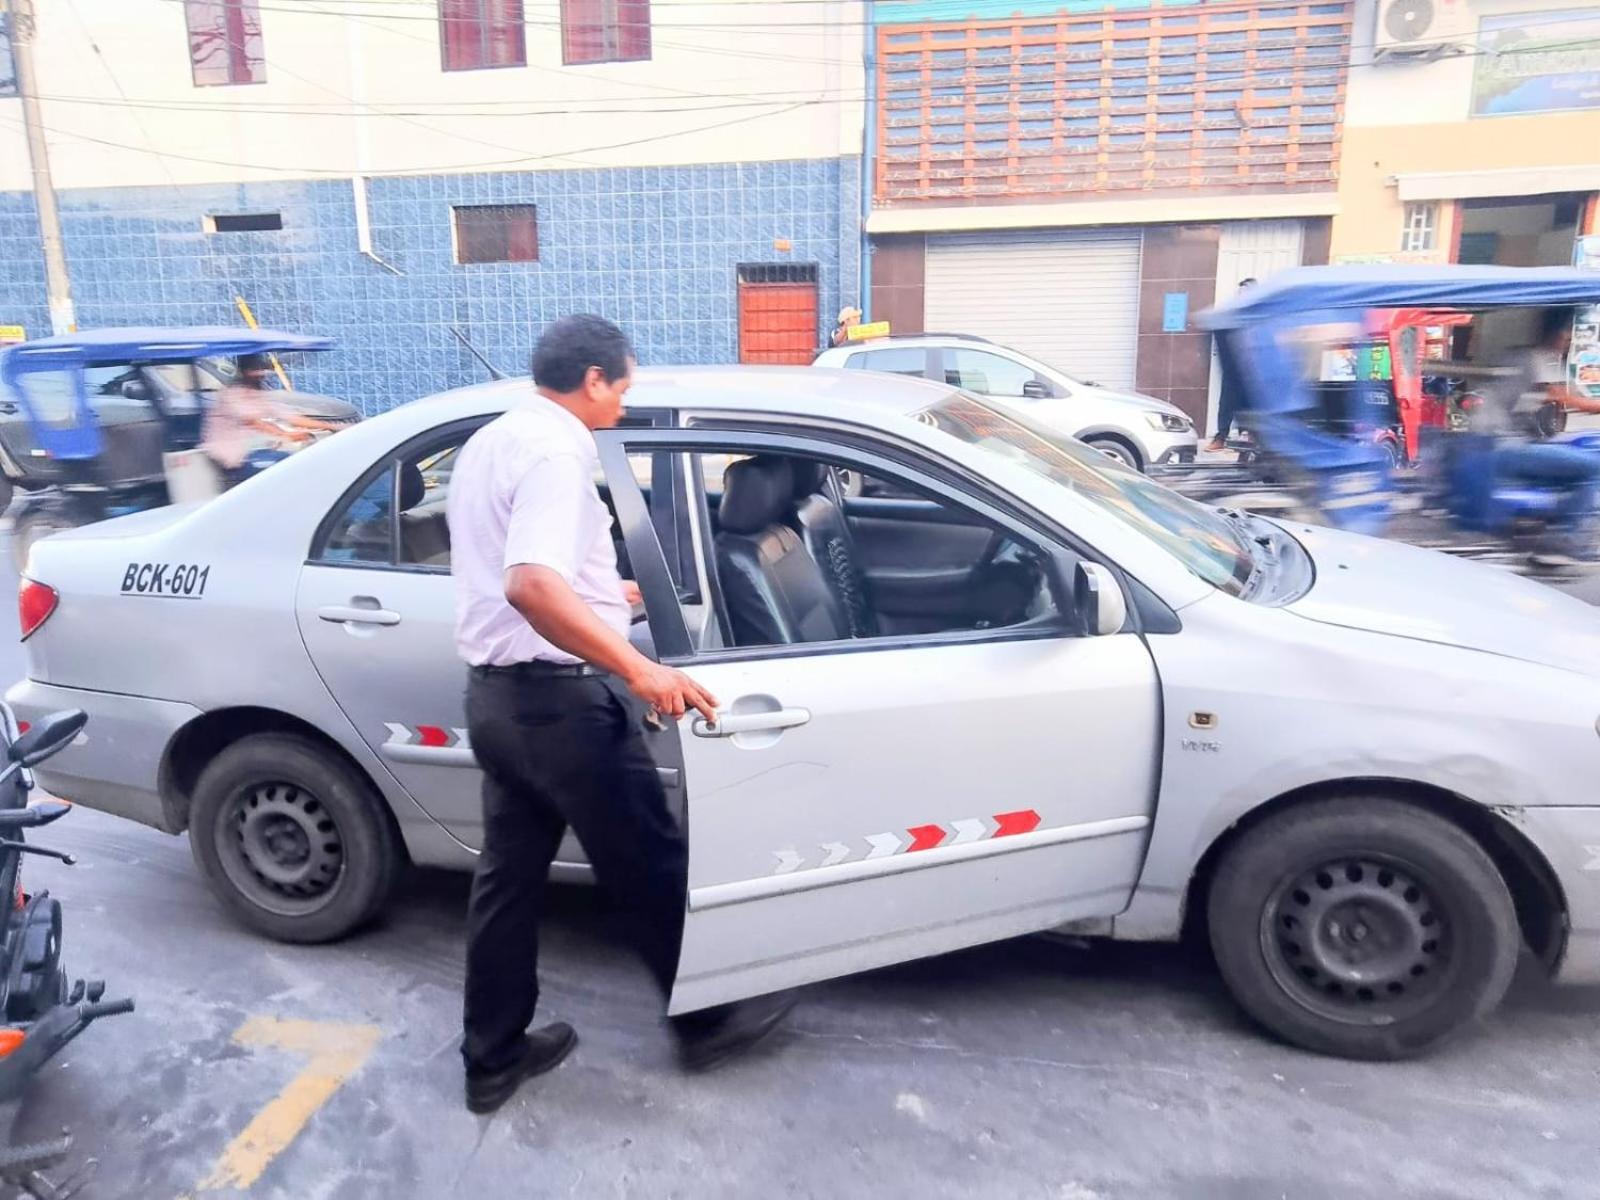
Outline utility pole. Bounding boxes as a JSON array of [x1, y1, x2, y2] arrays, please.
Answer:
[[7, 0, 75, 334]]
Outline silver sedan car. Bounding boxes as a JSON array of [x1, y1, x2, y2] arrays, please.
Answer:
[[12, 366, 1600, 1060]]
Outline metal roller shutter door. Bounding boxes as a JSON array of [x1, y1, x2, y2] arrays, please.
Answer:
[[924, 231, 1143, 390]]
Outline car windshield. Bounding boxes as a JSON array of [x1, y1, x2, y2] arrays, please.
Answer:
[[917, 392, 1254, 595]]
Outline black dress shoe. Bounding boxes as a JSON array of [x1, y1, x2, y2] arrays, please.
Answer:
[[465, 1022, 579, 1114], [677, 991, 798, 1073]]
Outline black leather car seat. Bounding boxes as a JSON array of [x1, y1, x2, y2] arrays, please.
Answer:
[[790, 460, 878, 638], [715, 456, 847, 646]]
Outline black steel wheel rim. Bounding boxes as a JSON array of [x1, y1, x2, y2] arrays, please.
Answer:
[[1260, 854, 1457, 1025], [215, 781, 345, 917]]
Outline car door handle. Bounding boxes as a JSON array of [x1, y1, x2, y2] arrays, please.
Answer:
[[318, 604, 401, 627], [691, 708, 811, 738]]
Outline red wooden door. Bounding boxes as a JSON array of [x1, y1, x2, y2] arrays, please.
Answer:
[[738, 279, 819, 365]]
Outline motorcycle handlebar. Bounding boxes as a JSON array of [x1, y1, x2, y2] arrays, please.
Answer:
[[78, 997, 134, 1021]]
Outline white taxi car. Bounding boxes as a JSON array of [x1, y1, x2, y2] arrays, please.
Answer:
[[11, 365, 1600, 1061]]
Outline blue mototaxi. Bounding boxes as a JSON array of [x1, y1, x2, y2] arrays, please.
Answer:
[[0, 327, 351, 569], [1199, 264, 1600, 540]]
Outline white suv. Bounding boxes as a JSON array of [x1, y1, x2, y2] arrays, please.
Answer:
[[814, 334, 1197, 471]]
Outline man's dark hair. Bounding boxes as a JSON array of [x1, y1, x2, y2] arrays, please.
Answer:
[[237, 352, 272, 374], [531, 314, 634, 393], [1537, 307, 1575, 345]]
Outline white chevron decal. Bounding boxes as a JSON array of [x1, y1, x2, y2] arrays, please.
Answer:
[[773, 849, 804, 874], [383, 722, 412, 745], [865, 832, 906, 860], [949, 818, 987, 845], [820, 842, 851, 867]]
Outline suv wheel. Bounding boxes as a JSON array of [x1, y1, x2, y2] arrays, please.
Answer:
[[189, 734, 403, 943], [1207, 796, 1519, 1060]]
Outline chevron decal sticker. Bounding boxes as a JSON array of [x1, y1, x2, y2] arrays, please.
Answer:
[[383, 723, 471, 750], [768, 809, 1043, 876]]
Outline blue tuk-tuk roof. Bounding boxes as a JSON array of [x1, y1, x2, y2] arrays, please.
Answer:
[[1202, 265, 1600, 330], [0, 326, 334, 369]]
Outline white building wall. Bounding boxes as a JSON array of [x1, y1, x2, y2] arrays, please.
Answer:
[[0, 0, 865, 191]]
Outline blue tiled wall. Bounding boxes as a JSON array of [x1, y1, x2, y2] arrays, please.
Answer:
[[0, 157, 862, 414]]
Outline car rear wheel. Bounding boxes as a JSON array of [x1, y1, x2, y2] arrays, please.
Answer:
[[189, 734, 402, 944], [1207, 796, 1519, 1060], [1085, 436, 1143, 472]]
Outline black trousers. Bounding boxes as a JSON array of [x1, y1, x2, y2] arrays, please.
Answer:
[[461, 667, 690, 1076]]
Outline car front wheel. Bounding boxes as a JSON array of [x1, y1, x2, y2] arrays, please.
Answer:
[[1207, 796, 1519, 1060], [189, 733, 403, 943], [1084, 435, 1143, 472]]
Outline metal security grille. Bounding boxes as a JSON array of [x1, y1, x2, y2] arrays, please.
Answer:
[[876, 0, 1353, 205], [737, 264, 820, 286], [737, 264, 820, 365]]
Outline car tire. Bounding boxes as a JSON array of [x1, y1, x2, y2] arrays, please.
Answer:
[[1085, 436, 1143, 473], [12, 507, 76, 574], [1207, 795, 1518, 1060], [189, 734, 403, 944]]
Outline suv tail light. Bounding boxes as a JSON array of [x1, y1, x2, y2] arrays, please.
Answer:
[[18, 579, 58, 641]]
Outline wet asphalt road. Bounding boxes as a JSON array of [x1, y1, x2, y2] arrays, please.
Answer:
[[3, 534, 1600, 1198]]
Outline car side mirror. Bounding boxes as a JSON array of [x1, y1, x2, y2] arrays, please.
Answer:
[[1073, 562, 1127, 636], [1021, 380, 1050, 400], [9, 709, 87, 767], [121, 380, 151, 402]]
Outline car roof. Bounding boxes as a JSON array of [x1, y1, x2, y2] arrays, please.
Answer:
[[0, 327, 334, 369], [412, 364, 956, 419]]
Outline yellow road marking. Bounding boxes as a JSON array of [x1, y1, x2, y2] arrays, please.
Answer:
[[189, 1016, 382, 1194]]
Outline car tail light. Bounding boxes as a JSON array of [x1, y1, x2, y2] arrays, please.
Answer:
[[18, 579, 58, 641]]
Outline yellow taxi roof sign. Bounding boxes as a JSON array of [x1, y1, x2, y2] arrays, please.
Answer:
[[846, 321, 891, 342]]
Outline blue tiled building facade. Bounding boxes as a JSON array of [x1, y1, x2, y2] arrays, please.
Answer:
[[0, 157, 862, 414]]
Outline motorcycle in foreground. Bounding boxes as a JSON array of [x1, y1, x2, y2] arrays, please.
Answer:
[[0, 706, 131, 1199]]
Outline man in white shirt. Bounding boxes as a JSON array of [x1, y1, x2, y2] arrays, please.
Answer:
[[448, 315, 796, 1114]]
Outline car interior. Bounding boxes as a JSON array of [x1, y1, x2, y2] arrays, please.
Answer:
[[321, 437, 1068, 653], [698, 452, 1058, 650]]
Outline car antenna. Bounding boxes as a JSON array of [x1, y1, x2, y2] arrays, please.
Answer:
[[449, 326, 508, 381]]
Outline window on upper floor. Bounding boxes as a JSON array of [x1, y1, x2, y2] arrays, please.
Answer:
[[0, 12, 17, 98], [1401, 202, 1438, 254], [453, 204, 539, 264], [440, 0, 527, 71], [185, 0, 265, 87], [562, 0, 652, 65]]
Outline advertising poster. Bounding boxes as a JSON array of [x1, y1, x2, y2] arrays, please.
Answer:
[[1472, 9, 1600, 116], [1574, 235, 1600, 402]]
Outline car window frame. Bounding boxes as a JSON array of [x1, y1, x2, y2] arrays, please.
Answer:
[[598, 424, 1130, 667], [843, 345, 937, 380], [307, 410, 684, 576], [932, 346, 1059, 400]]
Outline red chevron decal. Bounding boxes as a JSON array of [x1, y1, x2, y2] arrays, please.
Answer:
[[993, 809, 1041, 837], [416, 725, 450, 748], [906, 824, 947, 853]]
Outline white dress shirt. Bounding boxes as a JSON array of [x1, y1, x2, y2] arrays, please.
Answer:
[[447, 395, 630, 667]]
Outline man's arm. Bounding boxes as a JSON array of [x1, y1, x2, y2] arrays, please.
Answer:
[[505, 565, 716, 721]]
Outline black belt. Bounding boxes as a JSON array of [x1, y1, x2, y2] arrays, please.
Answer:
[[472, 661, 606, 679]]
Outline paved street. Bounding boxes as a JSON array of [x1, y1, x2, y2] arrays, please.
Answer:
[[0, 530, 1598, 1198]]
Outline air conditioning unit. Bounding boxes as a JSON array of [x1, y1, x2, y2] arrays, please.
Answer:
[[1373, 0, 1476, 62]]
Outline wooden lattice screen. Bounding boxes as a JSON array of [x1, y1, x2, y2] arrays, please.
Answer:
[[876, 0, 1354, 206]]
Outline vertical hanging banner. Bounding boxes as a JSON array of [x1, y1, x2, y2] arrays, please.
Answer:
[[1573, 235, 1600, 402]]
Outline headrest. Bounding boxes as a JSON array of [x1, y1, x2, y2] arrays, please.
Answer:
[[720, 456, 794, 535], [399, 461, 426, 511], [790, 459, 827, 499]]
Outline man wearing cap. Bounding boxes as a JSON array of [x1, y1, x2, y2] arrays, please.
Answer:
[[447, 314, 798, 1115], [830, 306, 863, 347]]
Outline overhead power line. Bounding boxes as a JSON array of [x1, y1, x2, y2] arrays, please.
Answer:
[[0, 98, 813, 176]]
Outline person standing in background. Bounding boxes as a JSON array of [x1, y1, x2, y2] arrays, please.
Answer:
[[1207, 277, 1257, 453]]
